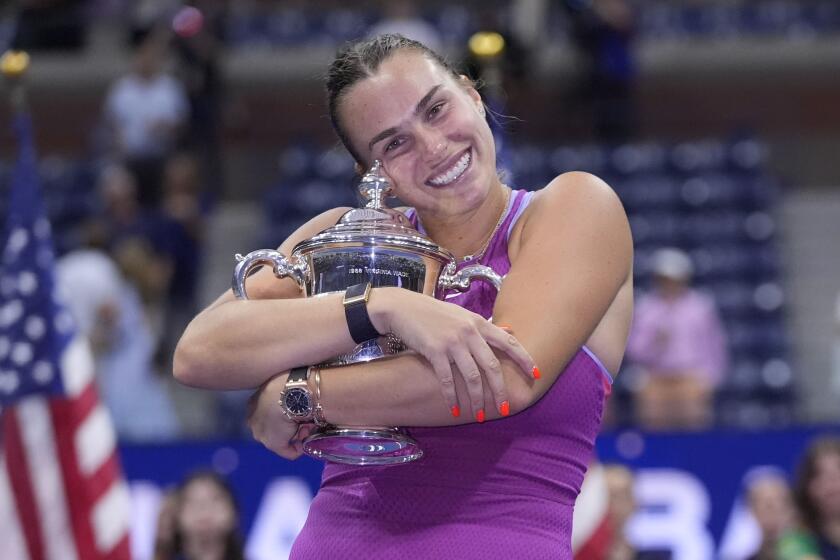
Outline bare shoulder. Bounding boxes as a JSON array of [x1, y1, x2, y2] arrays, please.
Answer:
[[511, 172, 630, 259], [532, 171, 626, 222]]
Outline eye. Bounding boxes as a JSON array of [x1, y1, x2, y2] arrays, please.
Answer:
[[428, 102, 446, 119], [384, 137, 405, 152]]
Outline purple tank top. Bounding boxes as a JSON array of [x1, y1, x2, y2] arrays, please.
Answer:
[[291, 190, 611, 560]]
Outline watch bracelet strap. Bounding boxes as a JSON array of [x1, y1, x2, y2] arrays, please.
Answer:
[[345, 283, 381, 344], [288, 365, 309, 384]]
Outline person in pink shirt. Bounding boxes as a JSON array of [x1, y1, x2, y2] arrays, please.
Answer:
[[626, 247, 728, 429]]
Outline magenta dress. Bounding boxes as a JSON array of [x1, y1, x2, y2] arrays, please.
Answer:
[[290, 190, 613, 559]]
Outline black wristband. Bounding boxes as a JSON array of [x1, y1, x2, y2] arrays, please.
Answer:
[[343, 283, 381, 344], [288, 366, 309, 383]]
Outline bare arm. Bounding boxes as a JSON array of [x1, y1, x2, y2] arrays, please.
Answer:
[[173, 207, 357, 389], [173, 206, 534, 404], [250, 172, 634, 456]]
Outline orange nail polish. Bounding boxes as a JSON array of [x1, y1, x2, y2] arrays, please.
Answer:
[[497, 324, 512, 331], [451, 405, 461, 418], [500, 401, 510, 417], [476, 409, 486, 423], [532, 366, 541, 379]]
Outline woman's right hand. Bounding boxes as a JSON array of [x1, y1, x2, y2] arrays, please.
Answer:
[[369, 287, 536, 421], [248, 374, 317, 460]]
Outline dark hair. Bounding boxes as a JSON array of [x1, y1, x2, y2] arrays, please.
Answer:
[[163, 470, 245, 560], [325, 33, 462, 164], [793, 437, 840, 533]]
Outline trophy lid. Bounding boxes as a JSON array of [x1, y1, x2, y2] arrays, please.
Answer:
[[294, 161, 454, 262]]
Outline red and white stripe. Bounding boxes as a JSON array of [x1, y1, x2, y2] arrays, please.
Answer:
[[572, 462, 615, 558], [0, 334, 131, 560]]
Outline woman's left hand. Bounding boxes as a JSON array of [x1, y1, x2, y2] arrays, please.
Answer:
[[247, 374, 316, 459]]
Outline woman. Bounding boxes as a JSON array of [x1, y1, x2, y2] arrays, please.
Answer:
[[155, 471, 246, 560], [778, 438, 840, 560], [174, 34, 633, 558]]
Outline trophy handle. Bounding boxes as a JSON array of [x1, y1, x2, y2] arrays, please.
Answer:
[[232, 249, 308, 299], [438, 262, 504, 293]]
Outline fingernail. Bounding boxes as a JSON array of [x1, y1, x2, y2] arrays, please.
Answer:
[[499, 401, 510, 417], [476, 408, 486, 423], [497, 324, 512, 331], [532, 366, 541, 379], [451, 405, 461, 418]]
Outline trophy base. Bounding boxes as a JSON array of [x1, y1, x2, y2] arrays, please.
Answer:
[[303, 427, 423, 465]]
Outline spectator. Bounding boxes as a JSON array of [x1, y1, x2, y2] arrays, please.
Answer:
[[604, 464, 638, 560], [155, 471, 246, 560], [605, 465, 671, 559], [127, 0, 180, 46], [55, 248, 180, 441], [626, 247, 729, 430], [95, 164, 172, 327], [104, 29, 189, 207], [572, 462, 614, 558], [778, 437, 840, 560], [153, 490, 178, 560], [744, 467, 796, 560], [575, 463, 672, 560], [95, 161, 205, 351]]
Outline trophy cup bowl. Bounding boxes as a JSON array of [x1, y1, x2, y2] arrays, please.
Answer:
[[232, 161, 502, 465]]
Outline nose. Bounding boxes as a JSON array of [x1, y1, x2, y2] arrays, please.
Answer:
[[418, 128, 447, 164]]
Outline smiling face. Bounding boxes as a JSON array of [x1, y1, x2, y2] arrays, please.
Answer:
[[337, 51, 499, 218]]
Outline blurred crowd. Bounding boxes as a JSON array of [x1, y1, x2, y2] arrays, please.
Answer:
[[573, 437, 840, 560], [8, 1, 226, 439]]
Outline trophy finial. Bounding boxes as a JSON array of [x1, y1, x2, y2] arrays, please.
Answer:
[[358, 159, 392, 209]]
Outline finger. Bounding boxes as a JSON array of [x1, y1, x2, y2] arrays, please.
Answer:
[[289, 437, 306, 459], [428, 353, 461, 418], [277, 426, 307, 460], [297, 423, 318, 441], [450, 346, 486, 423], [483, 323, 537, 380], [465, 332, 509, 417], [290, 423, 318, 458]]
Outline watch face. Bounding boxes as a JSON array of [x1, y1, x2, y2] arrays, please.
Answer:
[[284, 387, 311, 417]]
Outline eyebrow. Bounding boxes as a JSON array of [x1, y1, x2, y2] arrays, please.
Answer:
[[367, 84, 443, 152]]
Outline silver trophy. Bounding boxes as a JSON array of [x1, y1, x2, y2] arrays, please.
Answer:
[[232, 161, 502, 465]]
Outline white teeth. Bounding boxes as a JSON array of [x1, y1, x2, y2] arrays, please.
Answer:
[[429, 151, 470, 186]]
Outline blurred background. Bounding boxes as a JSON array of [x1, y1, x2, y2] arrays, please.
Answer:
[[1, 0, 839, 559]]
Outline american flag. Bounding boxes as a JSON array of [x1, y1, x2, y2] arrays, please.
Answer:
[[0, 112, 131, 560]]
